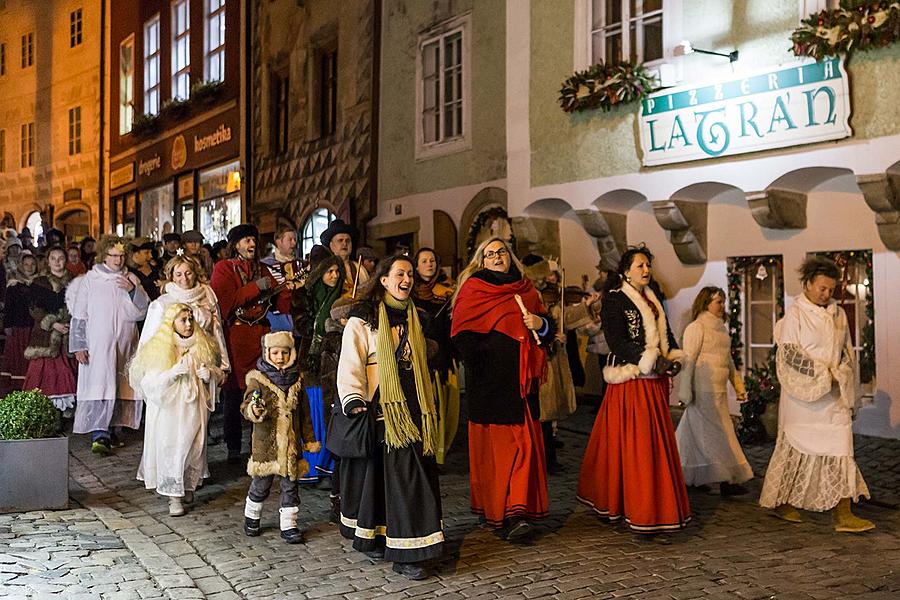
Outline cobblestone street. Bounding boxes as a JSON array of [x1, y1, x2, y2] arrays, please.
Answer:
[[2, 405, 899, 600]]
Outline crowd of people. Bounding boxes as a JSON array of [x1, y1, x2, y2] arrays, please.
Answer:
[[0, 222, 876, 581]]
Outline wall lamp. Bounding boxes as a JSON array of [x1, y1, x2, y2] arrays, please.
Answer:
[[674, 41, 739, 63]]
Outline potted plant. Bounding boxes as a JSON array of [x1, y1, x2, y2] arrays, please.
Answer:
[[0, 389, 69, 512], [737, 354, 781, 444]]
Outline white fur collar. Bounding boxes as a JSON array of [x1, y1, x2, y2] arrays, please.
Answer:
[[619, 282, 669, 362]]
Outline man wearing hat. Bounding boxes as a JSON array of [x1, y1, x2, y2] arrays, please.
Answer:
[[210, 223, 295, 461], [356, 246, 378, 277], [129, 237, 161, 302], [182, 229, 213, 278], [319, 219, 368, 298], [162, 233, 182, 263]]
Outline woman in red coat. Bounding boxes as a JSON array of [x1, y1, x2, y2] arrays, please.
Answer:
[[451, 237, 555, 542]]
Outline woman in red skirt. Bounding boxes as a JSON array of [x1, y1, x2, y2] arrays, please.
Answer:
[[577, 245, 691, 533], [452, 237, 554, 542], [2, 252, 39, 393], [24, 246, 78, 415]]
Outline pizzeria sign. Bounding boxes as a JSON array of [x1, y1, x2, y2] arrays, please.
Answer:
[[638, 58, 851, 167]]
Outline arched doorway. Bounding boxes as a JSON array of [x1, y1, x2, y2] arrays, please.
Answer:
[[24, 211, 45, 243], [432, 210, 458, 275], [56, 207, 91, 242]]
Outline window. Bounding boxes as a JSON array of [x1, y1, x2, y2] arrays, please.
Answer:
[[25, 211, 44, 243], [205, 0, 226, 82], [301, 208, 335, 258], [21, 32, 33, 68], [198, 161, 241, 242], [0, 129, 5, 172], [799, 0, 839, 19], [143, 15, 161, 115], [112, 193, 137, 237], [318, 50, 337, 137], [172, 0, 191, 100], [70, 8, 83, 47], [119, 35, 134, 134], [589, 0, 663, 65], [1, 43, 6, 76], [271, 72, 289, 154], [140, 184, 175, 240], [68, 107, 81, 155], [729, 256, 784, 370], [20, 122, 34, 168], [416, 14, 471, 159], [810, 250, 875, 395]]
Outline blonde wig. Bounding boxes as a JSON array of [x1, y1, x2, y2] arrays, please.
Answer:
[[452, 237, 527, 308], [95, 235, 131, 264], [128, 303, 221, 388], [161, 254, 208, 285]]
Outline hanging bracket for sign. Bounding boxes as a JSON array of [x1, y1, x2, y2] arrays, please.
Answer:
[[638, 58, 851, 167]]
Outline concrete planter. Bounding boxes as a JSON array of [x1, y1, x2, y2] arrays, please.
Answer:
[[0, 436, 69, 512]]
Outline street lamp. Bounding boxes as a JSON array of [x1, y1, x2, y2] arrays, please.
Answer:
[[674, 41, 739, 63]]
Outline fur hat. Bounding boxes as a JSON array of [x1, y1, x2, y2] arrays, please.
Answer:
[[319, 219, 356, 247], [329, 296, 354, 321], [357, 246, 377, 260], [522, 255, 551, 281], [4, 234, 22, 250], [261, 331, 296, 368], [227, 223, 259, 245]]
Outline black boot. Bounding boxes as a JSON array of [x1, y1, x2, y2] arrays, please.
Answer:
[[329, 494, 341, 525], [243, 517, 260, 537], [280, 528, 306, 544], [392, 562, 428, 580]]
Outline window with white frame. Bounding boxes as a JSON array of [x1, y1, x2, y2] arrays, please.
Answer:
[[119, 35, 134, 134], [205, 0, 225, 82], [20, 122, 34, 168], [735, 256, 784, 370], [70, 8, 83, 47], [301, 208, 335, 258], [21, 32, 33, 68], [0, 129, 5, 172], [799, 0, 840, 20], [144, 15, 161, 115], [68, 107, 81, 155], [589, 0, 663, 65], [172, 0, 191, 100], [416, 13, 470, 159]]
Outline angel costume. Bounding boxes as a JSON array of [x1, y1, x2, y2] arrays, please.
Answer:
[[759, 294, 869, 511]]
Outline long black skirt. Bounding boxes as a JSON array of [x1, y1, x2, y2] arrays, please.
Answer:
[[339, 417, 443, 563]]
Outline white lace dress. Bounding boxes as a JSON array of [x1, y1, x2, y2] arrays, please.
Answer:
[[759, 294, 869, 511], [675, 312, 753, 486]]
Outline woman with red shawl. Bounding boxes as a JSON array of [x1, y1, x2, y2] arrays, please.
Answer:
[[451, 237, 554, 542]]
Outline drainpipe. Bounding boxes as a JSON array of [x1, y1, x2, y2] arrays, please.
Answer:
[[98, 0, 107, 234]]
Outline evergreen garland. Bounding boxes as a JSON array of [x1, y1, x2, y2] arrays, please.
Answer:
[[727, 256, 785, 371], [465, 207, 515, 262], [792, 1, 900, 61], [558, 61, 658, 113]]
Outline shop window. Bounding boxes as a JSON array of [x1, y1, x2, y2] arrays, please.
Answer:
[[140, 183, 175, 241], [172, 0, 191, 100], [271, 71, 289, 155], [810, 250, 875, 396], [177, 174, 195, 232], [68, 107, 81, 155], [416, 13, 470, 160], [119, 35, 135, 134], [301, 208, 335, 258], [205, 0, 226, 82], [144, 14, 161, 115], [21, 32, 33, 68], [70, 8, 83, 48], [727, 255, 784, 371], [20, 122, 33, 168], [198, 161, 241, 243], [112, 193, 137, 237]]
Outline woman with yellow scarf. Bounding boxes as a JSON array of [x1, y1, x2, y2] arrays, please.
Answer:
[[335, 254, 442, 580]]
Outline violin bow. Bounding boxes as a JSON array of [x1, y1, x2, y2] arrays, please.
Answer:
[[350, 255, 363, 299]]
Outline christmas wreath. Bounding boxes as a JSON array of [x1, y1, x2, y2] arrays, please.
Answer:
[[465, 207, 515, 261], [558, 61, 658, 113], [791, 1, 900, 61]]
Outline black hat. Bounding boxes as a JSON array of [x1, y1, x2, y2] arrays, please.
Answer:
[[307, 244, 332, 268], [163, 233, 182, 244], [227, 223, 259, 245], [319, 219, 356, 248], [130, 237, 155, 252]]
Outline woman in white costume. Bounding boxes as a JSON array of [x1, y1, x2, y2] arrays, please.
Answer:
[[675, 286, 753, 496], [67, 236, 149, 454], [759, 256, 873, 532], [130, 303, 224, 516]]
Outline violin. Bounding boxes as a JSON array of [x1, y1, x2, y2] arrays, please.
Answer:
[[235, 260, 310, 325]]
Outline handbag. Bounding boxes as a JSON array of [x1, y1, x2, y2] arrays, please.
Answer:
[[325, 402, 374, 459]]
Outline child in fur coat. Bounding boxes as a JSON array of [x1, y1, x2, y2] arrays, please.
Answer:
[[241, 331, 320, 544]]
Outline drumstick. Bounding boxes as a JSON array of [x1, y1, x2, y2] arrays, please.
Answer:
[[514, 294, 541, 343], [351, 255, 363, 299]]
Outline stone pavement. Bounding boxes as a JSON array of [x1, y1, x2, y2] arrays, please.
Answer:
[[2, 404, 900, 599]]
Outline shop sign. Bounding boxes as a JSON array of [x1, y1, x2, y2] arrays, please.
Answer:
[[139, 154, 162, 178], [172, 135, 188, 170], [638, 58, 851, 167], [110, 162, 135, 189]]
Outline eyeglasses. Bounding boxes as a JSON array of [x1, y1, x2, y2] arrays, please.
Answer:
[[484, 248, 509, 260]]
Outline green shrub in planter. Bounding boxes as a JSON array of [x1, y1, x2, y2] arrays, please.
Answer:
[[0, 389, 59, 440]]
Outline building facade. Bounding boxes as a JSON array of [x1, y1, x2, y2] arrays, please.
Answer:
[[248, 0, 378, 256], [0, 0, 101, 241], [106, 0, 243, 244], [372, 0, 900, 438]]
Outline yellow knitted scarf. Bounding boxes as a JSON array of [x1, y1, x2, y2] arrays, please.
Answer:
[[377, 296, 438, 454]]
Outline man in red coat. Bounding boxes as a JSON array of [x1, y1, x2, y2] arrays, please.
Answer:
[[211, 223, 293, 461]]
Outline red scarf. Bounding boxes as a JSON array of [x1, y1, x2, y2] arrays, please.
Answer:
[[452, 275, 547, 397]]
